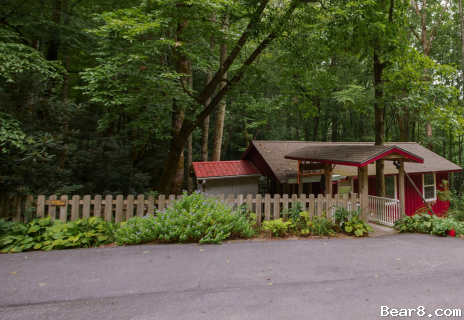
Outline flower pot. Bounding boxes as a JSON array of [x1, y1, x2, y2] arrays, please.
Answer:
[[447, 229, 456, 237]]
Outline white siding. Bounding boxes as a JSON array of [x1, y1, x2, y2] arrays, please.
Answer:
[[203, 176, 259, 196]]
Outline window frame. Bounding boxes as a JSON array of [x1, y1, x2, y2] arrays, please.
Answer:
[[422, 173, 436, 201]]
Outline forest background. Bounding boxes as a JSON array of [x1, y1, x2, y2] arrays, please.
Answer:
[[2, 0, 464, 197]]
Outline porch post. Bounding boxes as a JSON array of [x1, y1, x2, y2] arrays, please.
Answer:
[[324, 164, 332, 196], [399, 160, 406, 217], [358, 166, 368, 220], [298, 179, 303, 196]]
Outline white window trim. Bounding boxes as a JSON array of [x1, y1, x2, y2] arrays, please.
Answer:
[[422, 173, 436, 201]]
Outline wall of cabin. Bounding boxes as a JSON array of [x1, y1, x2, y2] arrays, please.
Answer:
[[354, 172, 450, 216]]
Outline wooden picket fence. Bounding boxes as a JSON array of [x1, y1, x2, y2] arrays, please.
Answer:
[[0, 193, 367, 226]]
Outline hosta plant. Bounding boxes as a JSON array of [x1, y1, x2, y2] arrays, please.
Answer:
[[0, 216, 117, 253]]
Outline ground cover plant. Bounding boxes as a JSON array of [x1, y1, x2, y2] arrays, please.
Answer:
[[333, 207, 374, 237], [394, 213, 464, 237], [115, 192, 256, 245], [0, 216, 117, 253]]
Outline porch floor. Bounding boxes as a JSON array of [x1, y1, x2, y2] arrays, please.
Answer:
[[368, 222, 398, 237]]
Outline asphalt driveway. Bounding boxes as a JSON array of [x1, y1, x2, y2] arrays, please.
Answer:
[[0, 233, 463, 320]]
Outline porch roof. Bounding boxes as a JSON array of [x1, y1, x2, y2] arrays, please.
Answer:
[[284, 145, 424, 167], [240, 141, 462, 182]]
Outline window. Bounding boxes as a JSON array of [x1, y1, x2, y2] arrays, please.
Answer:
[[423, 173, 436, 200], [385, 176, 396, 199]]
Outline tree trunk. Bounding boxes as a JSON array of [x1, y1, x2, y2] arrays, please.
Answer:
[[331, 116, 338, 142], [156, 0, 296, 194], [187, 60, 194, 194], [201, 14, 216, 162], [304, 117, 311, 141], [61, 0, 70, 100], [460, 0, 464, 100], [374, 48, 386, 197], [211, 17, 228, 161], [426, 123, 433, 150], [170, 13, 189, 195], [312, 96, 320, 141]]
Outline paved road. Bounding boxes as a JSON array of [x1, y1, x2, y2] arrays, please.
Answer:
[[0, 234, 463, 320]]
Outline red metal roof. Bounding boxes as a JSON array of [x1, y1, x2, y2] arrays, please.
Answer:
[[192, 161, 260, 178]]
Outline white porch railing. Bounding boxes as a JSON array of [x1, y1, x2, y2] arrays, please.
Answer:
[[368, 195, 400, 226]]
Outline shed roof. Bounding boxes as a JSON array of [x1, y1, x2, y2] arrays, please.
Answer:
[[192, 160, 260, 179], [241, 141, 461, 182], [285, 145, 423, 167]]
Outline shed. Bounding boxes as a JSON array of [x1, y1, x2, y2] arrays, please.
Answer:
[[192, 161, 261, 196]]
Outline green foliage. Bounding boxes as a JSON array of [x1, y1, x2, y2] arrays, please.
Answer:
[[266, 210, 337, 237], [115, 192, 256, 245], [333, 206, 351, 224], [0, 218, 15, 237], [333, 207, 372, 237], [394, 213, 464, 236], [307, 214, 337, 237], [343, 214, 374, 237], [262, 218, 292, 237], [0, 216, 117, 253]]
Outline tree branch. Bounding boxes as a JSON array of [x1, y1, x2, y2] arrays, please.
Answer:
[[408, 25, 422, 44], [1, 0, 31, 19], [427, 0, 450, 49], [410, 0, 421, 17]]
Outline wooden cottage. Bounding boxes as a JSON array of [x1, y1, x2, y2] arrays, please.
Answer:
[[241, 141, 462, 218]]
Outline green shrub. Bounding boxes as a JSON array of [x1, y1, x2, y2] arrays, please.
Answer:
[[268, 210, 337, 237], [0, 216, 117, 253], [115, 192, 256, 245], [343, 214, 373, 237], [333, 207, 372, 237], [308, 214, 337, 236], [394, 213, 464, 237], [262, 218, 292, 237], [333, 206, 351, 225], [0, 218, 15, 237]]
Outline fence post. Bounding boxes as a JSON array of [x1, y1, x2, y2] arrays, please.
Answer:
[[94, 195, 102, 217], [48, 195, 56, 220], [82, 195, 91, 219], [147, 195, 155, 216], [325, 194, 332, 219], [350, 193, 357, 213], [12, 196, 21, 222], [71, 195, 80, 221], [36, 195, 45, 218], [115, 195, 124, 223], [273, 194, 280, 220], [255, 194, 262, 227], [291, 194, 298, 211], [282, 194, 289, 221], [104, 195, 113, 222], [237, 194, 244, 207], [136, 195, 145, 217], [334, 194, 340, 211], [342, 194, 349, 210], [246, 194, 253, 213], [308, 194, 315, 219], [156, 195, 164, 213], [317, 194, 323, 217], [227, 194, 234, 206], [264, 194, 271, 221], [299, 194, 306, 212], [59, 195, 68, 222], [126, 195, 134, 219]]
